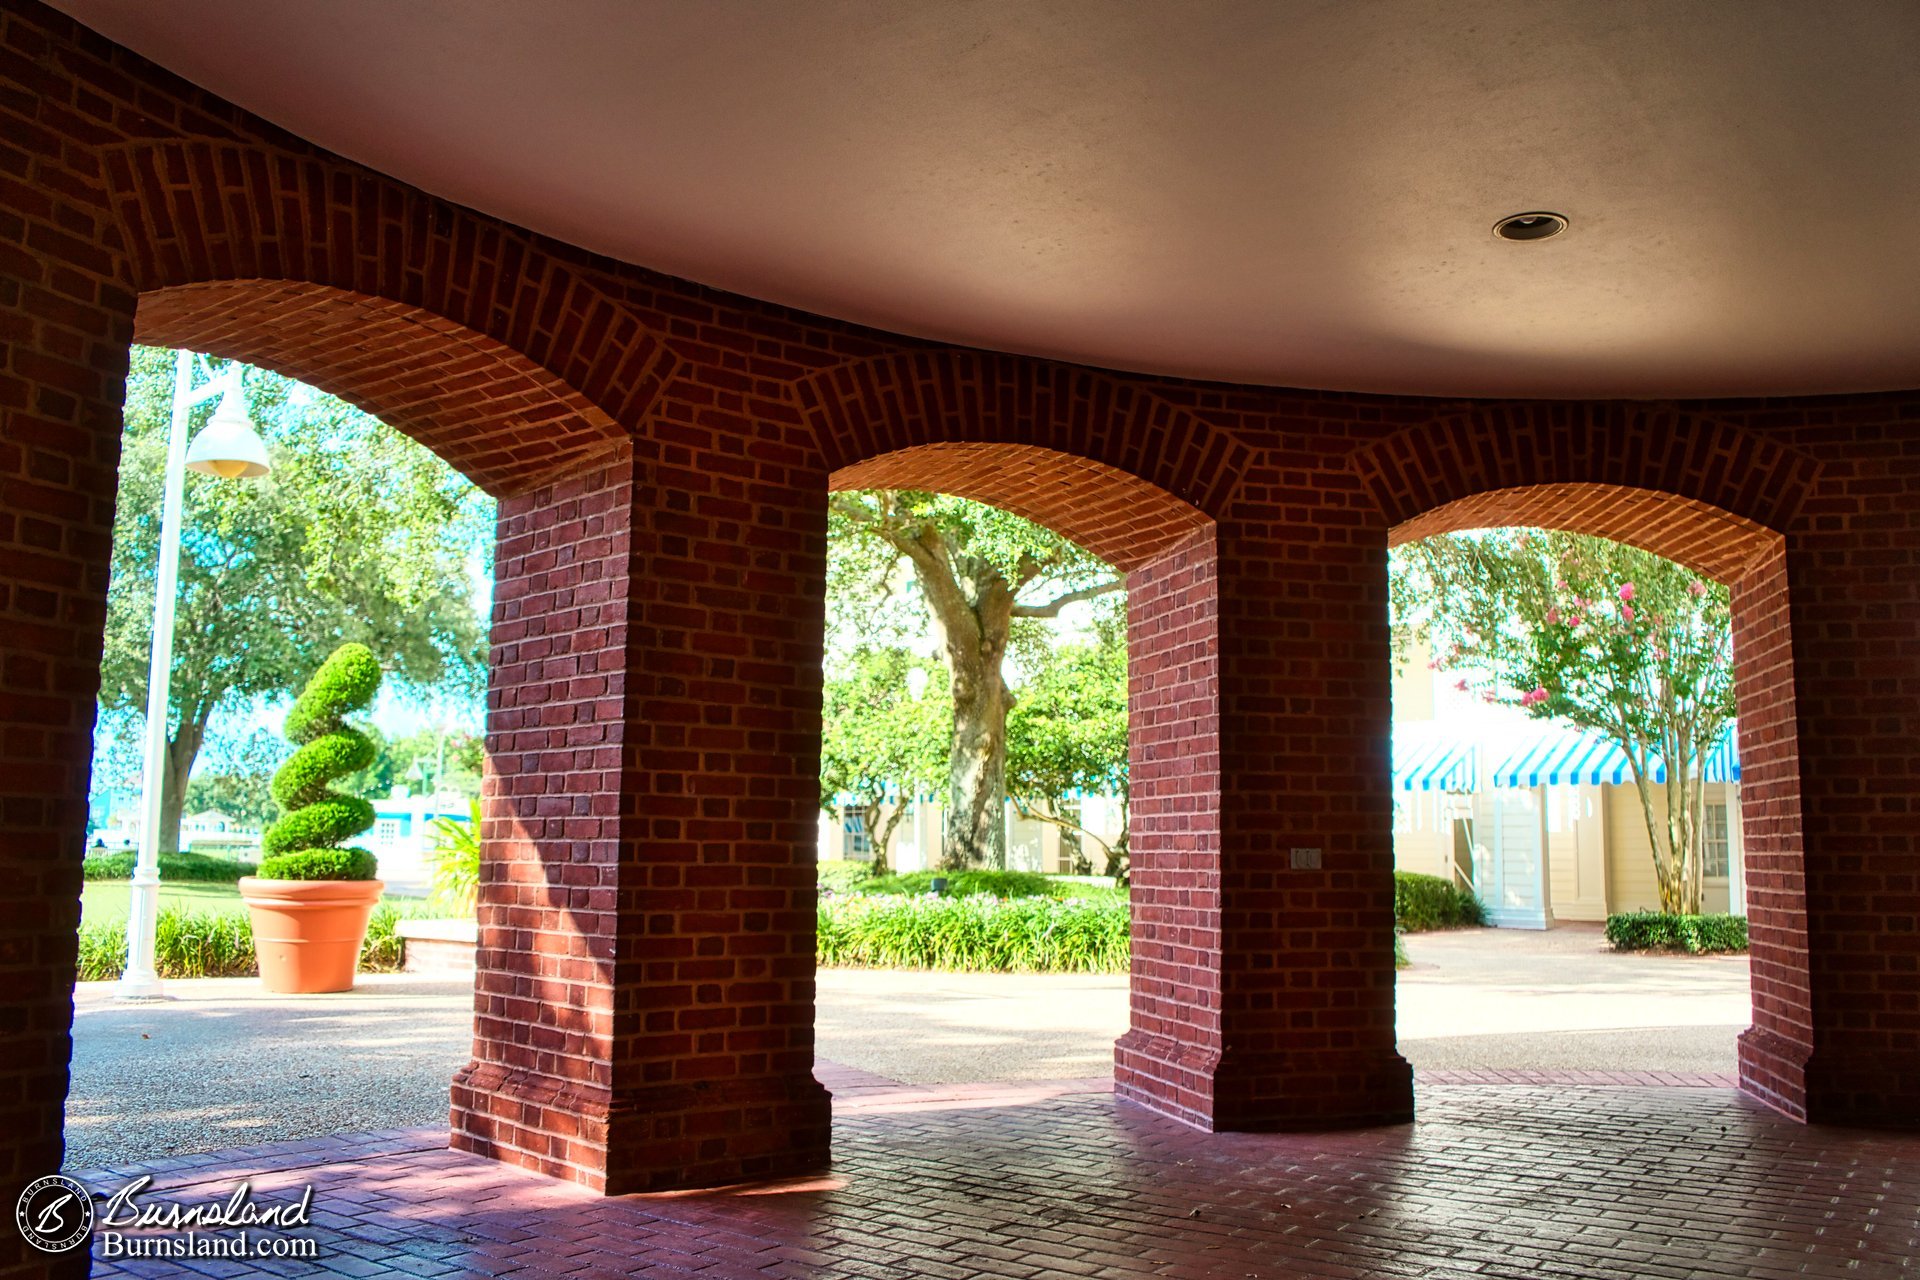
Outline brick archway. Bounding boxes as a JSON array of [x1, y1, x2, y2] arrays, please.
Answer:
[[123, 280, 664, 1190], [1375, 458, 1815, 1121], [137, 281, 626, 495], [99, 139, 682, 437], [801, 349, 1253, 525], [827, 442, 1232, 1126]]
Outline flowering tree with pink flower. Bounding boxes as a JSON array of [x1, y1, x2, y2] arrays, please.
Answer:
[[1390, 530, 1735, 914]]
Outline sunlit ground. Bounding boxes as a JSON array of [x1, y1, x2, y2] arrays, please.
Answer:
[[65, 925, 1749, 1170]]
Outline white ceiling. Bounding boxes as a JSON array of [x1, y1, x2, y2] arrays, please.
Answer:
[[54, 0, 1920, 398]]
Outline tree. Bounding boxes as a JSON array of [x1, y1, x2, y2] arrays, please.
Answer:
[[98, 346, 493, 856], [820, 647, 949, 875], [1006, 605, 1129, 879], [1391, 530, 1736, 914], [830, 492, 1121, 869]]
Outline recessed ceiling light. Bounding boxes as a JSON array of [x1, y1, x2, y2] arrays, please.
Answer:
[[1492, 211, 1569, 242]]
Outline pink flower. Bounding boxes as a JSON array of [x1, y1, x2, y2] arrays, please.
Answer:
[[1454, 678, 1470, 692], [1688, 580, 1708, 598], [1544, 608, 1561, 625], [1618, 583, 1636, 602], [1621, 605, 1636, 622], [1521, 686, 1549, 706], [1555, 579, 1569, 591]]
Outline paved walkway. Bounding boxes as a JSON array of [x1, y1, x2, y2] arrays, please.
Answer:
[[67, 924, 1751, 1169], [74, 1076, 1914, 1279]]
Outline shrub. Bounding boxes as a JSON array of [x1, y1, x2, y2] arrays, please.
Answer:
[[1394, 871, 1483, 931], [818, 893, 1129, 973], [426, 800, 481, 911], [256, 847, 380, 881], [81, 850, 256, 883], [260, 643, 382, 880], [817, 859, 878, 895], [1605, 911, 1748, 954]]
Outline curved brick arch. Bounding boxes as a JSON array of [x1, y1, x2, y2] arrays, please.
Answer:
[[99, 139, 680, 440], [1355, 402, 1820, 574], [829, 442, 1212, 572], [136, 280, 625, 496], [798, 349, 1252, 522], [1387, 482, 1780, 582]]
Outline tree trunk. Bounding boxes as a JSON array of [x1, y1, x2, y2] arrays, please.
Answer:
[[158, 717, 206, 856], [870, 798, 911, 878], [944, 660, 1010, 869]]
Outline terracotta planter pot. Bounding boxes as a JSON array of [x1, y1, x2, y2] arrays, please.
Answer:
[[239, 876, 385, 993]]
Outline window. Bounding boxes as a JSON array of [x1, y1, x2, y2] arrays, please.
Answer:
[[841, 807, 872, 857], [374, 818, 402, 848], [1702, 803, 1730, 877]]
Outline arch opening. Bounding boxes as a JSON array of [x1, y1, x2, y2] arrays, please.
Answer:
[[1385, 482, 1808, 1122], [818, 442, 1224, 1130], [67, 299, 634, 1181]]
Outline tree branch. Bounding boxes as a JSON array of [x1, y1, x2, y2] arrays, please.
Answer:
[[828, 493, 880, 525], [1012, 578, 1122, 619]]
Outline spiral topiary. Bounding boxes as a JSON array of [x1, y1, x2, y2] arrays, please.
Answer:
[[258, 643, 383, 881]]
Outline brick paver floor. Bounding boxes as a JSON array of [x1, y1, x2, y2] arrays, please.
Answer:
[[77, 1066, 1915, 1279]]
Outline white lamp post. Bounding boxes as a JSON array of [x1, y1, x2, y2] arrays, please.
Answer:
[[117, 350, 273, 1000]]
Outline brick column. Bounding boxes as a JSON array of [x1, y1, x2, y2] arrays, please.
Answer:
[[1116, 527, 1227, 1123], [0, 45, 133, 1269], [1116, 514, 1413, 1131], [451, 447, 832, 1192], [1728, 546, 1816, 1117], [1753, 511, 1920, 1127]]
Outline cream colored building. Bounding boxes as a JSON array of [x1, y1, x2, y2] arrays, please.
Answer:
[[818, 793, 1125, 875], [1391, 644, 1745, 928]]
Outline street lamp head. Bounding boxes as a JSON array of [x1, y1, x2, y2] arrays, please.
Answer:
[[185, 380, 272, 479]]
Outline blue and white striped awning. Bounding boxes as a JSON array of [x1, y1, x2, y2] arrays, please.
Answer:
[[1491, 726, 1740, 788], [1392, 729, 1477, 792]]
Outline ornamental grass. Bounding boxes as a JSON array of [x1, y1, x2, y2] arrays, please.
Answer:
[[76, 902, 428, 982]]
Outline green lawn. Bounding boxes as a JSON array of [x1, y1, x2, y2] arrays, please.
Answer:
[[80, 880, 242, 925], [79, 880, 426, 926]]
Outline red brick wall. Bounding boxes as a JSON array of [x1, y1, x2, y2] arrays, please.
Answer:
[[450, 459, 633, 1187], [6, 8, 1920, 1268], [1116, 526, 1227, 1126]]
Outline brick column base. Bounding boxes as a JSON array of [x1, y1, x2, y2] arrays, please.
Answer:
[[1116, 1031, 1414, 1132], [452, 1063, 832, 1194], [1799, 1050, 1920, 1130], [1736, 1026, 1810, 1122]]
